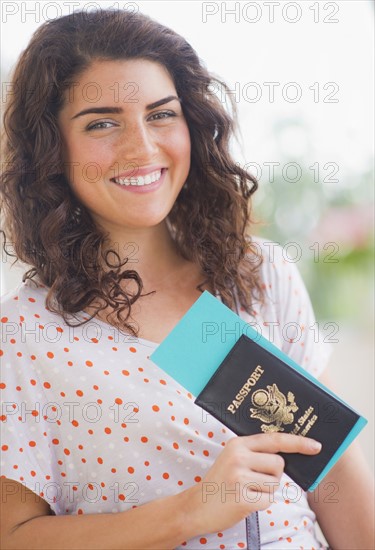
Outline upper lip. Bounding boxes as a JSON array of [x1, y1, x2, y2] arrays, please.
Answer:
[[111, 165, 166, 179]]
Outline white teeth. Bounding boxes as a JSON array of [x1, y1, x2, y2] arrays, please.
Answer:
[[113, 170, 162, 187]]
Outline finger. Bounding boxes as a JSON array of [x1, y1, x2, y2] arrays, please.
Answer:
[[241, 433, 322, 455], [246, 452, 285, 476]]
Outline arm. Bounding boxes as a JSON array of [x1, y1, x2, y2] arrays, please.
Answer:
[[2, 433, 323, 549], [0, 478, 195, 550], [307, 372, 375, 550]]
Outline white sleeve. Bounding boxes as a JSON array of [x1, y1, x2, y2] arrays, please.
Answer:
[[257, 240, 333, 378], [0, 287, 58, 513]]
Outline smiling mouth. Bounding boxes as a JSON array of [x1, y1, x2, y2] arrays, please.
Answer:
[[111, 169, 163, 187]]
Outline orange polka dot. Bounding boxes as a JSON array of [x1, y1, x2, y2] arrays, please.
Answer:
[[129, 347, 136, 353], [1, 317, 8, 323], [159, 379, 167, 385], [284, 520, 289, 526], [104, 427, 111, 434], [152, 405, 160, 412], [43, 382, 51, 389], [183, 418, 189, 425], [122, 370, 130, 376], [52, 439, 59, 445], [270, 521, 275, 526], [115, 398, 122, 405], [64, 449, 70, 456], [76, 390, 83, 397], [97, 457, 103, 464], [162, 472, 169, 479], [46, 352, 54, 359], [128, 466, 134, 474], [0, 383, 5, 389], [141, 437, 148, 443], [194, 476, 202, 483], [30, 379, 36, 386], [72, 420, 79, 427], [208, 431, 214, 438], [199, 538, 207, 545], [29, 441, 36, 447], [2, 445, 8, 451], [85, 360, 93, 367], [173, 442, 179, 449]]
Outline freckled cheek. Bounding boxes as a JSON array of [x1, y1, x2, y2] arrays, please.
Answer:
[[166, 127, 191, 169], [65, 140, 115, 185]]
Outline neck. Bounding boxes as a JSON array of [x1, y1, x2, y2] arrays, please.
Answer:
[[100, 220, 191, 289]]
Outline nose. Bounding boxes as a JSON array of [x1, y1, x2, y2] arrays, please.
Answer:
[[118, 120, 159, 162]]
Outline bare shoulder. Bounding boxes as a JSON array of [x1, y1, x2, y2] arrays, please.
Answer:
[[0, 478, 54, 541]]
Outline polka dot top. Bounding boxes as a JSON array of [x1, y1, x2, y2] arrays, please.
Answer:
[[1, 238, 331, 549]]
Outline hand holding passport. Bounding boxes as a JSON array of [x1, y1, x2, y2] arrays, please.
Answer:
[[150, 291, 367, 491]]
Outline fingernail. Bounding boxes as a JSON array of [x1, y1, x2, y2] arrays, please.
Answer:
[[310, 440, 322, 451]]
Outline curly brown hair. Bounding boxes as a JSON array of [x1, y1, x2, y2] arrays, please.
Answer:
[[1, 9, 264, 337]]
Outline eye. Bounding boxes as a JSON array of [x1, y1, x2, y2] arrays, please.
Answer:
[[148, 110, 176, 121], [86, 120, 118, 131]]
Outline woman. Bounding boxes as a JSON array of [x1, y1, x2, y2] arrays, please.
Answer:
[[1, 9, 373, 549]]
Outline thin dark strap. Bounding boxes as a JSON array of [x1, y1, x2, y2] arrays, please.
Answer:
[[246, 512, 261, 550]]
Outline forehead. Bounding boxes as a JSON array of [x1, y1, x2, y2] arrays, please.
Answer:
[[62, 58, 176, 110]]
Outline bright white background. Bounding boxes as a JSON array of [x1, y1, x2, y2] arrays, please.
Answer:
[[1, 1, 374, 476]]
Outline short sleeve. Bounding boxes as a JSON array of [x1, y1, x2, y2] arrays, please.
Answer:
[[0, 287, 58, 513], [254, 238, 333, 378]]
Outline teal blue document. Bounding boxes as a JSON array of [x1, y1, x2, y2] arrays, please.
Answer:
[[150, 291, 367, 491]]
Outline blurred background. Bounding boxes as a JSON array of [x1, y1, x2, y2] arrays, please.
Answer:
[[1, 0, 374, 479]]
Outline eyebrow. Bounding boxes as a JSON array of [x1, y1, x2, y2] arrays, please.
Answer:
[[71, 95, 181, 120]]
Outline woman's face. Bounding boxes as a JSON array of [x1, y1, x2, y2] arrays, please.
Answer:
[[58, 58, 191, 234]]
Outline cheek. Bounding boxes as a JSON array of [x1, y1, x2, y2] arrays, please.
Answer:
[[167, 125, 191, 164], [64, 137, 115, 183]]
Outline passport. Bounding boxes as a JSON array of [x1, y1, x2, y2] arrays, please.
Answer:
[[150, 291, 367, 491]]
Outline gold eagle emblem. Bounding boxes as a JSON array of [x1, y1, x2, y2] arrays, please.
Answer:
[[250, 383, 299, 433]]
